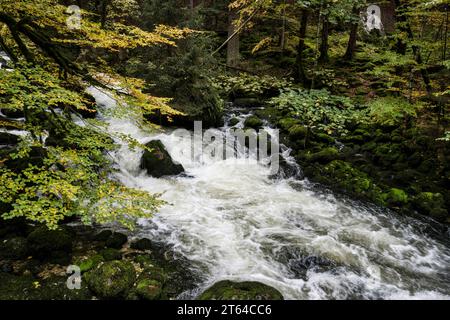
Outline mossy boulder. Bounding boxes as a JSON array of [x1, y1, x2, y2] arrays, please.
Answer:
[[228, 117, 240, 127], [288, 125, 308, 140], [306, 147, 340, 164], [244, 116, 263, 129], [26, 226, 73, 264], [105, 232, 127, 249], [278, 118, 298, 131], [140, 140, 184, 178], [135, 279, 163, 300], [93, 230, 113, 241], [412, 192, 448, 220], [313, 132, 335, 144], [100, 248, 122, 261], [198, 280, 283, 300], [85, 261, 136, 299], [382, 188, 409, 206], [0, 237, 28, 259], [76, 255, 104, 273], [233, 98, 263, 108], [307, 160, 384, 205]]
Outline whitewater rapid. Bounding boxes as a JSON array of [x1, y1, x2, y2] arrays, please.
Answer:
[[88, 87, 450, 300]]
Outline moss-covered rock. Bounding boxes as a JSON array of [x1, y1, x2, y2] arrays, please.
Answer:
[[0, 237, 28, 259], [228, 117, 240, 127], [233, 98, 263, 108], [306, 147, 340, 164], [307, 160, 384, 205], [76, 254, 104, 273], [412, 192, 448, 220], [0, 273, 92, 300], [135, 279, 163, 300], [27, 226, 73, 264], [140, 140, 184, 178], [93, 230, 113, 242], [288, 125, 308, 140], [105, 232, 127, 249], [277, 118, 298, 131], [198, 280, 283, 300], [100, 248, 122, 261], [85, 261, 136, 299], [244, 116, 263, 129], [382, 188, 409, 206]]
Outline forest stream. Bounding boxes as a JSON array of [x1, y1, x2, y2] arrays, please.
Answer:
[[87, 87, 450, 300]]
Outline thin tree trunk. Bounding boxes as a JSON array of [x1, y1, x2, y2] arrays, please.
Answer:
[[99, 0, 109, 29], [394, 0, 432, 94], [444, 5, 449, 61], [280, 0, 286, 52], [318, 16, 329, 64], [294, 9, 310, 85], [343, 7, 359, 61], [226, 8, 240, 68]]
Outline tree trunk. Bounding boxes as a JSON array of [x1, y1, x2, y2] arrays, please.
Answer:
[[318, 16, 329, 64], [227, 8, 240, 68], [280, 0, 286, 52], [99, 0, 109, 29], [294, 9, 310, 85], [343, 7, 360, 61], [394, 0, 432, 94]]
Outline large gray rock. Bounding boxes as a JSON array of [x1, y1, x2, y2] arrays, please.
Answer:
[[140, 140, 184, 178]]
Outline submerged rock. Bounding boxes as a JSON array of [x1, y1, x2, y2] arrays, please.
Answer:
[[85, 261, 136, 299], [198, 280, 283, 300], [140, 140, 184, 178]]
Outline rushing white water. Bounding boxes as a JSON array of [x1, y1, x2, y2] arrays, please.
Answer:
[[88, 87, 450, 300]]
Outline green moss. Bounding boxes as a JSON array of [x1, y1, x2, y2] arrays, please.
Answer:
[[134, 255, 154, 268], [306, 147, 340, 164], [244, 116, 263, 129], [100, 248, 122, 261], [313, 133, 335, 144], [254, 107, 281, 121], [310, 160, 384, 205], [382, 188, 409, 206], [198, 281, 283, 300], [288, 125, 308, 139], [412, 192, 448, 220], [277, 118, 298, 131], [76, 254, 104, 273], [0, 273, 92, 300], [135, 279, 163, 300], [228, 118, 240, 127], [85, 261, 136, 299]]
